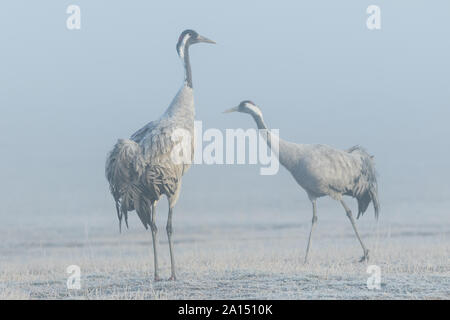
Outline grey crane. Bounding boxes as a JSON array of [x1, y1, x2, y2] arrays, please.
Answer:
[[105, 30, 215, 281], [224, 101, 379, 263]]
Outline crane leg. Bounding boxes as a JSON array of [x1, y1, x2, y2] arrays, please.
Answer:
[[166, 207, 176, 281], [150, 202, 161, 281], [304, 200, 317, 264], [340, 200, 369, 262]]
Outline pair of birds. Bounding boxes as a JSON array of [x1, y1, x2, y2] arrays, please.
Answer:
[[105, 29, 380, 281]]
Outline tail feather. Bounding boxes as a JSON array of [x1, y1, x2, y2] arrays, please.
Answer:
[[357, 191, 371, 219], [115, 201, 122, 233], [356, 185, 380, 220], [135, 201, 151, 230], [123, 208, 129, 229], [106, 139, 146, 230], [348, 145, 380, 220], [369, 187, 380, 220], [106, 139, 180, 231]]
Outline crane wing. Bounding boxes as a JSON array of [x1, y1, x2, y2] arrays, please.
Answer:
[[105, 139, 149, 231], [106, 118, 193, 232], [131, 118, 194, 172], [130, 120, 158, 144]]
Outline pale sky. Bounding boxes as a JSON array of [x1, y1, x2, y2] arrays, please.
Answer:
[[0, 1, 449, 223]]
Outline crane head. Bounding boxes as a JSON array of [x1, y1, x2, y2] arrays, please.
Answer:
[[223, 100, 263, 119], [176, 29, 215, 57]]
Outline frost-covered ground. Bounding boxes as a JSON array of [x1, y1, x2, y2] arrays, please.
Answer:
[[0, 200, 449, 299]]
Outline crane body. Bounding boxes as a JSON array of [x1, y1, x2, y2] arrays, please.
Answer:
[[106, 30, 215, 280], [224, 101, 379, 262]]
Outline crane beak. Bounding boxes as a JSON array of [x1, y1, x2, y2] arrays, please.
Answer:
[[223, 106, 239, 114], [196, 35, 216, 44]]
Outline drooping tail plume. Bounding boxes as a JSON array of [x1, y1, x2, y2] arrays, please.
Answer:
[[105, 139, 146, 231], [347, 145, 380, 220]]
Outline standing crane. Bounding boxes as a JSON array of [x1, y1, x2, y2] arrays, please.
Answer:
[[224, 101, 379, 263], [105, 30, 215, 281]]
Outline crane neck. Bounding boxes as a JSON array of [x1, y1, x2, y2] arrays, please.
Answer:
[[180, 45, 193, 88], [251, 113, 293, 170], [251, 113, 272, 145], [251, 113, 268, 130]]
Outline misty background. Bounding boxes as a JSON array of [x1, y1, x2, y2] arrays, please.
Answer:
[[0, 1, 449, 232]]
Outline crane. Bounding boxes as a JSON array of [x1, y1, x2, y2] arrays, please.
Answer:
[[224, 100, 379, 263], [105, 30, 215, 281]]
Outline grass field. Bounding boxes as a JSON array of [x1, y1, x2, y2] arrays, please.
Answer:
[[1, 200, 448, 299]]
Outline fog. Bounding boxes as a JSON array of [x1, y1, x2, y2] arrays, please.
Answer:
[[0, 1, 449, 226]]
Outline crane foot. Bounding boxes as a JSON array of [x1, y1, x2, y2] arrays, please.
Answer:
[[168, 275, 177, 281], [154, 276, 162, 282], [359, 250, 369, 263]]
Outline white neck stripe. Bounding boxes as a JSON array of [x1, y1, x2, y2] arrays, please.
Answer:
[[245, 103, 263, 118], [179, 34, 191, 59]]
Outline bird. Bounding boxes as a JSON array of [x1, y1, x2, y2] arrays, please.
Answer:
[[224, 101, 379, 263], [105, 30, 215, 281]]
